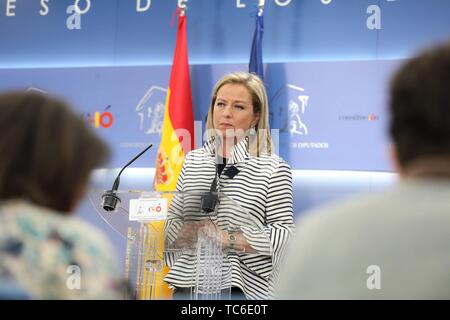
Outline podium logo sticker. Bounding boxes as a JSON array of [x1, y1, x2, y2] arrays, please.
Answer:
[[129, 198, 168, 222]]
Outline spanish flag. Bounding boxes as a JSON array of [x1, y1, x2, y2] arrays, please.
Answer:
[[155, 12, 194, 190], [139, 11, 194, 300]]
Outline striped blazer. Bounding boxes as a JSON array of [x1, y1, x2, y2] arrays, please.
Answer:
[[164, 137, 295, 299]]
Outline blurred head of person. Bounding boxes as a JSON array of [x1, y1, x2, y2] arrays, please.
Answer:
[[205, 72, 273, 156], [389, 41, 450, 177], [0, 91, 109, 214]]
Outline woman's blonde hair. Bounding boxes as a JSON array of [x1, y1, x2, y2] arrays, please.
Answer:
[[205, 72, 273, 155]]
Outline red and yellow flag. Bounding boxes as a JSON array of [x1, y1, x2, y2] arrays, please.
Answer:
[[155, 12, 194, 191], [140, 11, 194, 300]]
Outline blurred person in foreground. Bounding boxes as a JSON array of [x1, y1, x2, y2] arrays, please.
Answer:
[[0, 91, 123, 299], [276, 41, 450, 299]]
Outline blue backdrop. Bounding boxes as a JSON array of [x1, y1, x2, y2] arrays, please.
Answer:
[[1, 0, 450, 171]]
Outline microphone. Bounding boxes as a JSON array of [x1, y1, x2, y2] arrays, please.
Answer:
[[200, 174, 219, 214], [201, 163, 241, 213], [101, 144, 153, 212], [200, 154, 223, 214]]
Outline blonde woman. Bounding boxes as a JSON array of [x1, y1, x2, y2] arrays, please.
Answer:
[[164, 72, 295, 300]]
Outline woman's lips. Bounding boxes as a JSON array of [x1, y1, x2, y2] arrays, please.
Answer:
[[219, 123, 234, 128]]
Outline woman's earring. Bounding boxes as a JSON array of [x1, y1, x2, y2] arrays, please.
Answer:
[[249, 126, 257, 135]]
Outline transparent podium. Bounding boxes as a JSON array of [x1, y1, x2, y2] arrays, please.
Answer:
[[89, 189, 271, 300]]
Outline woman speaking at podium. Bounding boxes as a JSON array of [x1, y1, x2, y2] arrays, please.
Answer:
[[164, 72, 295, 300]]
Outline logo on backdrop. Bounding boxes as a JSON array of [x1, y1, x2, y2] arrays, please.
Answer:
[[270, 83, 329, 150], [287, 84, 309, 136], [135, 86, 167, 135], [338, 114, 380, 121], [81, 105, 114, 129], [269, 83, 310, 136]]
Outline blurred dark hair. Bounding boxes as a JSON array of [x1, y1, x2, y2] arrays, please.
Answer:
[[389, 41, 450, 167], [0, 91, 109, 213]]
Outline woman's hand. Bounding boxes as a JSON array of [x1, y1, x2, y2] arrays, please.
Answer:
[[172, 221, 202, 249]]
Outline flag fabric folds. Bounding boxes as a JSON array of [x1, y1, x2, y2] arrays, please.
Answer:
[[155, 13, 194, 192], [142, 12, 194, 300], [249, 12, 264, 80]]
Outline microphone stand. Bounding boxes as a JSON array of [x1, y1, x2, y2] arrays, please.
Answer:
[[200, 139, 223, 214], [101, 144, 153, 212]]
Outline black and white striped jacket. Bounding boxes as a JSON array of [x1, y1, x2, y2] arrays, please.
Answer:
[[164, 137, 295, 299]]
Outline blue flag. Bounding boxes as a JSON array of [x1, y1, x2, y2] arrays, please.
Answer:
[[249, 13, 264, 80]]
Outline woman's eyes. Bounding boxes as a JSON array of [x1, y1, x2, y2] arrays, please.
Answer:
[[216, 102, 245, 110]]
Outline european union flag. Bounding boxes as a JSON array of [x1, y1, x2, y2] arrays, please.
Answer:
[[249, 13, 264, 81]]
